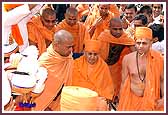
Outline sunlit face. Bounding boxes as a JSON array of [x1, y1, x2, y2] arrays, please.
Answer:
[[41, 14, 56, 30], [65, 13, 78, 26], [57, 39, 74, 57], [152, 4, 162, 18], [85, 51, 99, 65], [125, 8, 136, 22], [110, 21, 123, 38], [135, 38, 152, 55], [98, 4, 110, 17]]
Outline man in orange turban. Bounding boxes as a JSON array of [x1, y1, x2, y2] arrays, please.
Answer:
[[72, 40, 115, 110], [118, 27, 164, 111], [97, 18, 135, 105], [33, 30, 74, 111], [27, 7, 57, 56], [54, 7, 90, 59]]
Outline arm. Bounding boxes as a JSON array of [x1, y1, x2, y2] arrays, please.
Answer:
[[88, 17, 103, 37], [119, 55, 129, 97], [4, 5, 31, 26]]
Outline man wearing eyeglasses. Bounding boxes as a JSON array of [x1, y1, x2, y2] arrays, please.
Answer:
[[27, 7, 57, 56]]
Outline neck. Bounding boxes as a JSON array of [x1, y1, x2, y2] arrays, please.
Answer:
[[137, 52, 147, 59]]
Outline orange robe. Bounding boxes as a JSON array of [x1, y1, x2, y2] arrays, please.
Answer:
[[110, 4, 120, 18], [34, 45, 73, 111], [54, 20, 90, 53], [72, 55, 114, 100], [97, 30, 135, 96], [27, 16, 56, 55], [85, 10, 115, 40], [76, 4, 89, 20], [118, 50, 164, 111]]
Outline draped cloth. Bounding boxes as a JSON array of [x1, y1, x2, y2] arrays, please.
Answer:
[[34, 45, 73, 111], [54, 20, 90, 53], [72, 55, 114, 100], [27, 16, 56, 55], [97, 30, 135, 96], [85, 10, 115, 40], [76, 4, 89, 20], [117, 50, 164, 111]]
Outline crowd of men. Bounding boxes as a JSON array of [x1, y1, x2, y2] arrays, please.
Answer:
[[3, 3, 165, 111]]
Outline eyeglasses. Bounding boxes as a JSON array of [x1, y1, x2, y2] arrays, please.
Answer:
[[43, 18, 56, 23]]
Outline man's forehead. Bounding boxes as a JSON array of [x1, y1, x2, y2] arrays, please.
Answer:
[[136, 38, 150, 42]]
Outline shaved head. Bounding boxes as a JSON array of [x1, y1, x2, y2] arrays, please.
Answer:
[[66, 7, 78, 16], [53, 30, 74, 57], [53, 30, 73, 44], [42, 8, 56, 17], [110, 18, 122, 27]]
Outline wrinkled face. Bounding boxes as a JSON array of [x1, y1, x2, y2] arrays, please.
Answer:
[[85, 51, 99, 65], [152, 4, 162, 18], [134, 20, 144, 28], [98, 4, 110, 17], [110, 21, 123, 38], [125, 8, 136, 22], [57, 39, 74, 57], [135, 38, 152, 55], [65, 13, 78, 26], [41, 14, 56, 30]]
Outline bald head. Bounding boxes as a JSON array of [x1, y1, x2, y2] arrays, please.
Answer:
[[53, 30, 74, 57], [109, 18, 123, 38], [110, 18, 122, 27], [65, 7, 78, 16], [42, 7, 56, 17], [53, 30, 73, 44], [65, 7, 78, 26]]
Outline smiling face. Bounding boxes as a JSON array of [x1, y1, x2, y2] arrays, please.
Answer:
[[125, 8, 136, 22], [152, 4, 163, 18], [85, 51, 99, 65]]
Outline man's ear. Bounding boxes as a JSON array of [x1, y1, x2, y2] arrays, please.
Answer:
[[153, 37, 158, 43]]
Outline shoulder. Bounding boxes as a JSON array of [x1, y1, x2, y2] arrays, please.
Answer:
[[123, 51, 136, 61], [97, 29, 110, 40]]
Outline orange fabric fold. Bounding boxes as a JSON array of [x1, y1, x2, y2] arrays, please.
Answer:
[[4, 4, 23, 11], [97, 30, 135, 60], [76, 4, 89, 20], [110, 4, 120, 18], [27, 16, 55, 55], [85, 10, 115, 40], [34, 45, 73, 111], [54, 20, 90, 53], [97, 30, 135, 96], [118, 50, 164, 111], [72, 55, 114, 100], [11, 24, 23, 45], [135, 27, 152, 40]]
